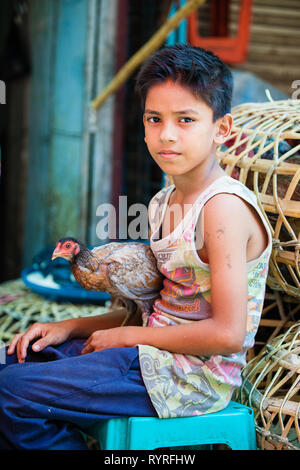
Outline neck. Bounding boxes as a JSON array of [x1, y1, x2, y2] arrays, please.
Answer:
[[171, 158, 225, 203], [69, 243, 108, 289], [71, 243, 92, 267]]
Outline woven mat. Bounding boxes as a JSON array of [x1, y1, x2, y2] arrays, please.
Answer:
[[0, 279, 109, 344]]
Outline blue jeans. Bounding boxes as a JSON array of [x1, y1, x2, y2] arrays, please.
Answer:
[[0, 339, 157, 450]]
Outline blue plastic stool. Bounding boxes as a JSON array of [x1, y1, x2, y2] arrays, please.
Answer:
[[88, 401, 257, 450]]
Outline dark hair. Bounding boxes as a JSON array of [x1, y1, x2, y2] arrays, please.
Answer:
[[135, 43, 233, 121]]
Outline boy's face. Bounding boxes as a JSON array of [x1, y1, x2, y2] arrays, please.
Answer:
[[143, 80, 231, 179]]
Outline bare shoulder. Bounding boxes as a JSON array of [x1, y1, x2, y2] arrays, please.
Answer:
[[205, 191, 252, 211], [204, 193, 252, 238], [202, 192, 268, 262]]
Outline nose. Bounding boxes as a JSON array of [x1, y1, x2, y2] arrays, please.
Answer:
[[159, 121, 177, 143]]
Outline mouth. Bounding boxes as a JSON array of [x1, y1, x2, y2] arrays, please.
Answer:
[[157, 150, 181, 160]]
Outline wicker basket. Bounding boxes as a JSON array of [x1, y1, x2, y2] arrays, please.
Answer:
[[248, 287, 300, 360], [217, 99, 300, 298], [236, 322, 300, 450]]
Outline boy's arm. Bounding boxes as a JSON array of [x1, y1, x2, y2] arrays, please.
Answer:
[[82, 194, 251, 357], [69, 308, 136, 338]]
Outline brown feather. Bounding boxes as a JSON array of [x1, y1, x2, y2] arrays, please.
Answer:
[[66, 241, 163, 324]]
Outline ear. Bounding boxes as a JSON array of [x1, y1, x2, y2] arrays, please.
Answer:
[[214, 113, 233, 145], [74, 244, 80, 255]]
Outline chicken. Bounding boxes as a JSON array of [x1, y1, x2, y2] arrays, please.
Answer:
[[51, 237, 163, 326]]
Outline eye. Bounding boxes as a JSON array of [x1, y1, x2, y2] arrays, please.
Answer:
[[65, 243, 71, 249], [146, 116, 160, 123], [179, 117, 194, 123]]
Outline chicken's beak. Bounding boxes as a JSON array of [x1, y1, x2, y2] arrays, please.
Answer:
[[51, 250, 73, 261], [51, 250, 61, 260]]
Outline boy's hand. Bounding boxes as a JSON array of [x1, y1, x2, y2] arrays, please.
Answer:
[[7, 321, 72, 363], [81, 327, 131, 355]]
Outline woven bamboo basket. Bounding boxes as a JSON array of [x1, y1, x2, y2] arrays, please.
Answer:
[[217, 99, 300, 299], [248, 287, 300, 360], [236, 322, 300, 450]]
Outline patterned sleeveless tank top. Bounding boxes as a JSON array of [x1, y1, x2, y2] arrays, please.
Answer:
[[138, 175, 272, 418]]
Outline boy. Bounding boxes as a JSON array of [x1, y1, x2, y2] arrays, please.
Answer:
[[0, 44, 272, 449]]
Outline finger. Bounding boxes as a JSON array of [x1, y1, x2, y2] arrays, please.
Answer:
[[81, 336, 92, 351], [17, 335, 30, 363], [17, 326, 42, 362], [16, 339, 23, 363], [7, 333, 23, 355], [31, 335, 52, 352], [81, 346, 88, 355], [81, 344, 93, 355]]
